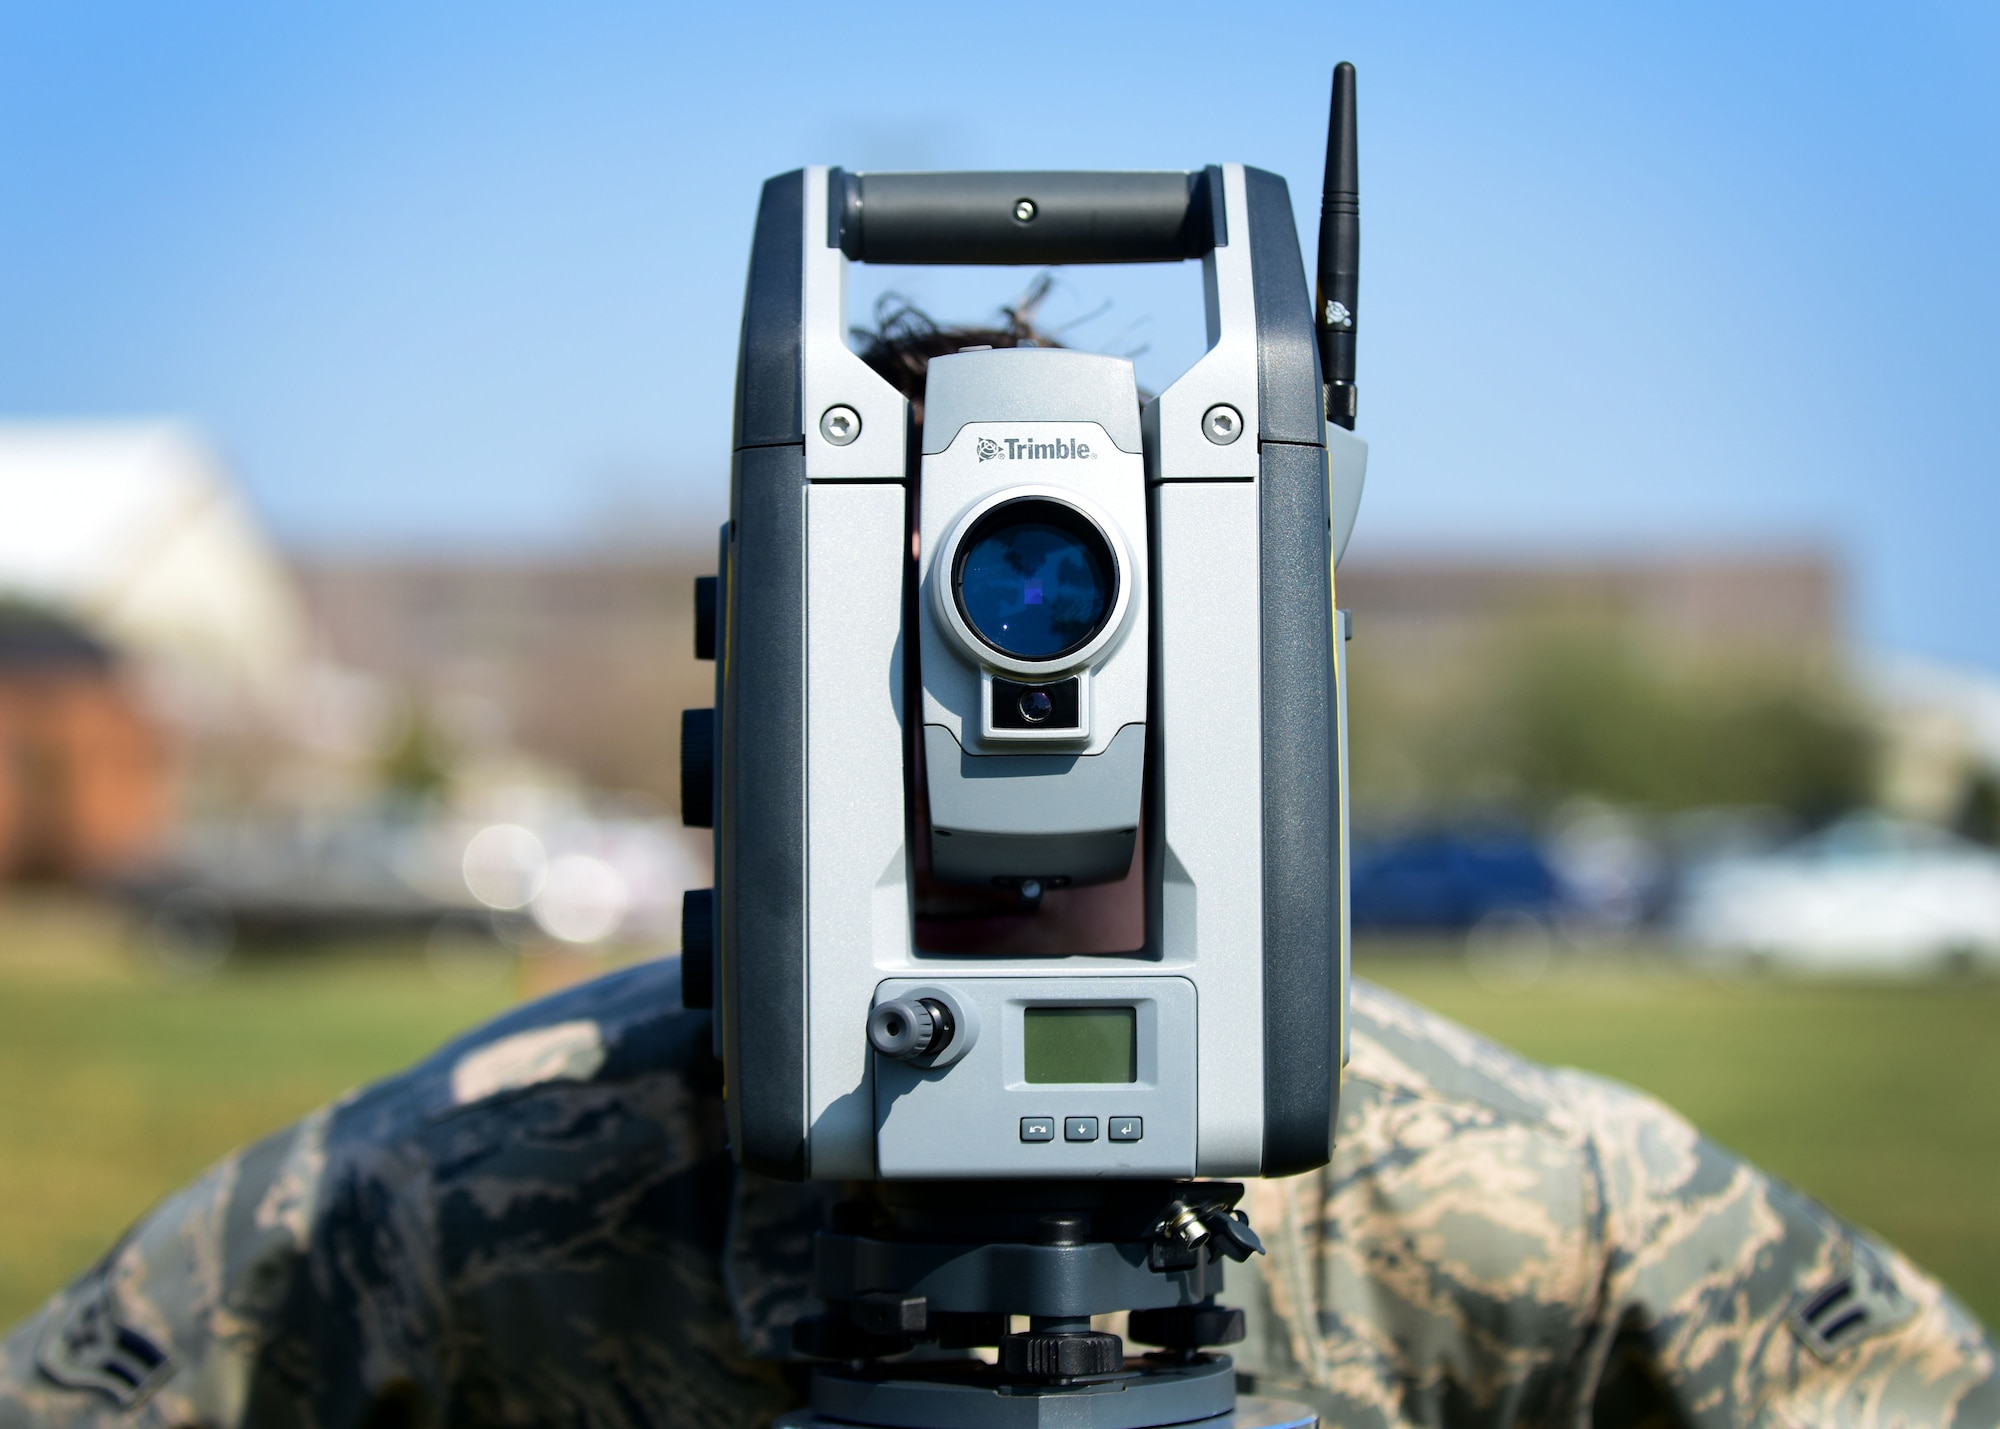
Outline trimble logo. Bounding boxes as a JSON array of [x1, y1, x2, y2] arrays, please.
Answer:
[[975, 436, 1096, 462]]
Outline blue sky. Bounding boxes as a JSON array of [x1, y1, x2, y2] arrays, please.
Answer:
[[1, 2, 1995, 667]]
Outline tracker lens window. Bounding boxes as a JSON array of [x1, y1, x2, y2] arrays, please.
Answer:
[[952, 499, 1117, 662]]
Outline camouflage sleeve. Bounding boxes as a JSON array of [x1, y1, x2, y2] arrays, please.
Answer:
[[1241, 978, 2000, 1428], [0, 957, 807, 1429]]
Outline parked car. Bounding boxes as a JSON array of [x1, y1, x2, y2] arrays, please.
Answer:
[[1675, 814, 2000, 973], [118, 800, 705, 967], [118, 807, 476, 962], [1349, 829, 1563, 932]]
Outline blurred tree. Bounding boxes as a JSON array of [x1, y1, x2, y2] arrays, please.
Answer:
[[1348, 627, 1874, 826], [379, 699, 452, 798], [1955, 769, 2000, 847], [1504, 633, 1873, 819]]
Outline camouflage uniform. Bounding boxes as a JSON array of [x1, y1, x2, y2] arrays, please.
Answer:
[[3, 958, 1993, 1428]]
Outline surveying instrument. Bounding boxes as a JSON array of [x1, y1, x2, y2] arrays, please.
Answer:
[[680, 64, 1367, 1429]]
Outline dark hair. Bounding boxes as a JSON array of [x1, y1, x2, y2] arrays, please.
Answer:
[[852, 276, 1060, 420]]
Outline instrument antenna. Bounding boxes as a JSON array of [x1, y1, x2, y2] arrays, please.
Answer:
[[1316, 61, 1359, 429]]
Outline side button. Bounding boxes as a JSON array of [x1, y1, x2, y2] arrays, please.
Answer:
[[1020, 1117, 1055, 1143], [694, 575, 718, 660], [1108, 1116, 1142, 1142], [680, 889, 714, 1009], [680, 708, 715, 828]]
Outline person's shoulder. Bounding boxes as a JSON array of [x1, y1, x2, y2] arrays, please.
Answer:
[[1345, 976, 1593, 1137], [1343, 975, 1708, 1185], [265, 954, 721, 1265], [330, 954, 712, 1146], [1242, 978, 1618, 1410]]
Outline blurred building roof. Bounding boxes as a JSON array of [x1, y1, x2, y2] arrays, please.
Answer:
[[1870, 654, 2000, 820], [1338, 550, 1842, 664], [1877, 656, 2000, 764], [0, 605, 115, 672], [295, 550, 711, 804], [0, 422, 307, 708]]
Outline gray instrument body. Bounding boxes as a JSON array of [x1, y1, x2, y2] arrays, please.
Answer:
[[712, 164, 1367, 1182]]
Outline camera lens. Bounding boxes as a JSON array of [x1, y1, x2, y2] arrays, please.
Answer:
[[1018, 689, 1055, 722], [952, 498, 1117, 661]]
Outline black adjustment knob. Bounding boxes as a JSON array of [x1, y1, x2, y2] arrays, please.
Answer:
[[694, 575, 718, 660], [867, 998, 953, 1060], [999, 1330, 1123, 1379], [680, 889, 713, 1009], [680, 708, 714, 828]]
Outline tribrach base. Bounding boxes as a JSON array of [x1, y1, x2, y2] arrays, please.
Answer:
[[790, 1183, 1281, 1429], [810, 1354, 1232, 1429], [773, 1386, 1318, 1429]]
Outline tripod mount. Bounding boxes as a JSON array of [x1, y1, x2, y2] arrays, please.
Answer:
[[774, 1181, 1317, 1429]]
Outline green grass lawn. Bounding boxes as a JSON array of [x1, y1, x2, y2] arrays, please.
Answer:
[[1, 907, 1994, 1338], [0, 907, 517, 1327], [1360, 953, 2000, 1329]]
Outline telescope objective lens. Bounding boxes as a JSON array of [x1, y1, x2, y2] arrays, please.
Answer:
[[953, 499, 1116, 661]]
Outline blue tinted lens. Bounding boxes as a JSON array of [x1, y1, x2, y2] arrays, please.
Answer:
[[955, 504, 1114, 660]]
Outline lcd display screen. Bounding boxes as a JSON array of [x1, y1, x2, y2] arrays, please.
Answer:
[[1023, 1007, 1137, 1084]]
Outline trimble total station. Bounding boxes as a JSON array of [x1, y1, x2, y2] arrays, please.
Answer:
[[680, 65, 1367, 1429]]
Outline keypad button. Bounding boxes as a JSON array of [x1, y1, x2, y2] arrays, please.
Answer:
[[1108, 1117, 1143, 1142], [1020, 1117, 1055, 1142], [1063, 1116, 1100, 1142]]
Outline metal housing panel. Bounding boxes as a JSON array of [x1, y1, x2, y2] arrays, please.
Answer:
[[800, 168, 909, 481], [923, 725, 1145, 835], [735, 172, 805, 451], [1142, 164, 1260, 484], [1257, 440, 1339, 1176], [1336, 596, 1352, 1071], [1151, 479, 1266, 1174], [719, 441, 809, 1178], [804, 481, 910, 1178], [922, 347, 1144, 455], [1328, 425, 1368, 566], [1243, 166, 1324, 448]]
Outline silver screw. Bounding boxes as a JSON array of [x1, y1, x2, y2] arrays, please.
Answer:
[[819, 405, 861, 446], [1201, 404, 1243, 445], [1013, 198, 1037, 223]]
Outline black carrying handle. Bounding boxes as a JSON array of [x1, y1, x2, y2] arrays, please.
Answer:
[[830, 167, 1225, 266]]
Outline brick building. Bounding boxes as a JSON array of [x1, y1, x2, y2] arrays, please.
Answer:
[[0, 609, 168, 880], [0, 423, 313, 875]]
